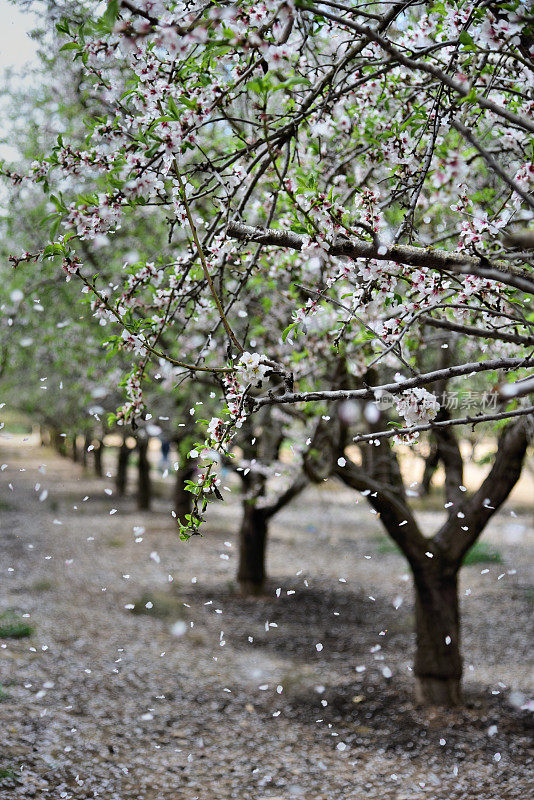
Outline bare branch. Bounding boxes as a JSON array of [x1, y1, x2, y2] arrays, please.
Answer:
[[334, 460, 427, 568], [420, 314, 534, 346], [262, 474, 308, 519], [499, 374, 534, 399]]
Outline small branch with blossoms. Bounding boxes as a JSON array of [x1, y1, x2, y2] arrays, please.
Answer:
[[350, 405, 534, 446], [175, 353, 270, 539]]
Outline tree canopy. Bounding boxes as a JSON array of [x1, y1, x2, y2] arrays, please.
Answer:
[[2, 0, 533, 540]]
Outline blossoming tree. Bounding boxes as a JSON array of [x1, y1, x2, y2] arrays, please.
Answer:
[[4, 0, 534, 703]]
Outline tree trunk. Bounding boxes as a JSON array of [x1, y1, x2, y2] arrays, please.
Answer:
[[52, 429, 67, 457], [94, 440, 104, 477], [420, 443, 438, 495], [116, 440, 130, 496], [413, 566, 462, 706], [137, 438, 151, 511], [82, 433, 91, 467], [174, 465, 195, 520], [237, 502, 268, 596], [71, 435, 79, 463]]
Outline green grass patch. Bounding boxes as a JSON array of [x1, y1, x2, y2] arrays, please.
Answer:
[[0, 767, 21, 786], [462, 541, 502, 566], [0, 408, 33, 434], [375, 537, 404, 557], [32, 578, 54, 592], [105, 536, 125, 548], [0, 610, 33, 639], [375, 537, 502, 567], [131, 590, 184, 619]]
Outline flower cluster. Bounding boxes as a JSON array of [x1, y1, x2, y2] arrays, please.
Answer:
[[395, 388, 440, 428], [236, 352, 269, 387], [116, 370, 145, 425]]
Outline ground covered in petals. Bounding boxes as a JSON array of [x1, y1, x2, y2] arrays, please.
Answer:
[[0, 435, 532, 799]]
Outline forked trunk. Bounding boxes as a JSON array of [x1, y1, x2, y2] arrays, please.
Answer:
[[174, 465, 195, 520], [137, 438, 151, 511], [413, 565, 462, 706], [116, 440, 130, 496], [237, 503, 268, 596]]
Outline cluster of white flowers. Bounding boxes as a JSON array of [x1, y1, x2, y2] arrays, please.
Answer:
[[236, 352, 269, 386], [395, 387, 440, 427], [206, 416, 225, 443]]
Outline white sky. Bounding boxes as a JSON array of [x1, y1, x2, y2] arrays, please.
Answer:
[[0, 0, 40, 71], [0, 1, 41, 201]]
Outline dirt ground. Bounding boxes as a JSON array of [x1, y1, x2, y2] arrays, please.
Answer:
[[0, 433, 532, 799]]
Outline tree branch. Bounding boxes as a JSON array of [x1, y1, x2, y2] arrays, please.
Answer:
[[227, 222, 534, 294], [299, 4, 534, 134], [262, 474, 308, 519], [420, 314, 534, 346], [433, 410, 464, 508], [434, 418, 531, 564], [451, 119, 534, 211], [334, 459, 426, 568], [253, 356, 534, 408], [499, 374, 534, 399], [351, 405, 534, 443]]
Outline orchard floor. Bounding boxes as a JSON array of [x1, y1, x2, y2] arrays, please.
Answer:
[[0, 434, 533, 800]]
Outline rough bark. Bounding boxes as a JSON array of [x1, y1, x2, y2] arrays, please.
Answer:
[[227, 221, 534, 294], [237, 502, 269, 596], [116, 440, 130, 496], [332, 413, 531, 707], [413, 565, 462, 706], [136, 437, 151, 511]]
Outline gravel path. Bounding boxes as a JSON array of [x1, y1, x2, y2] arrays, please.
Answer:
[[0, 434, 532, 799]]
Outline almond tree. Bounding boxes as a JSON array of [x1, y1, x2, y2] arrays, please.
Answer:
[[3, 0, 534, 703], [304, 382, 532, 704]]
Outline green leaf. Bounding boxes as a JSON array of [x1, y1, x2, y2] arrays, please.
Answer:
[[101, 0, 120, 31], [49, 215, 62, 240], [60, 42, 81, 52], [282, 323, 296, 342], [459, 30, 475, 48]]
